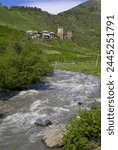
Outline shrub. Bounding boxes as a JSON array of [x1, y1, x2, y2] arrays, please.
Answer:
[[63, 107, 101, 150], [0, 40, 52, 91]]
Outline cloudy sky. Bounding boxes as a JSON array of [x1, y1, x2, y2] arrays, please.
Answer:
[[0, 0, 88, 14]]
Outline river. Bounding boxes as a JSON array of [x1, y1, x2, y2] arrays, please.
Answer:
[[0, 70, 101, 150]]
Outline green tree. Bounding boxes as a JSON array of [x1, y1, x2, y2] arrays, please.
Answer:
[[0, 40, 52, 91]]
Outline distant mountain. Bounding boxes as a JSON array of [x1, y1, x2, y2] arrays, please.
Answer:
[[0, 0, 101, 51]]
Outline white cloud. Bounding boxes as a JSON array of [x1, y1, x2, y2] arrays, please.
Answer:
[[20, 0, 86, 14]]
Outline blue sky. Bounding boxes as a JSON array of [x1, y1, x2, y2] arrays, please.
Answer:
[[0, 0, 88, 14]]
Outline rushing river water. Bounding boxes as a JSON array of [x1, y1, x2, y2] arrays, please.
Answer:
[[0, 70, 101, 150]]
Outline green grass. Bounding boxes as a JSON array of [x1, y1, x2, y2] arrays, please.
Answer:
[[28, 38, 101, 76], [54, 62, 101, 76], [0, 0, 100, 52], [0, 25, 25, 41], [32, 38, 100, 64], [0, 25, 101, 77], [0, 6, 40, 30]]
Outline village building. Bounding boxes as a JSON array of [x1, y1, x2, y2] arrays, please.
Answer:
[[26, 30, 56, 39], [26, 30, 34, 36], [41, 31, 50, 38], [26, 30, 41, 38], [67, 31, 73, 39], [50, 32, 55, 39], [40, 31, 55, 39], [26, 28, 73, 40], [57, 27, 64, 39]]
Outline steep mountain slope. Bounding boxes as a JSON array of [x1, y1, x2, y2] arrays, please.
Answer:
[[0, 6, 38, 30], [0, 5, 55, 31], [56, 0, 101, 51], [0, 0, 101, 51]]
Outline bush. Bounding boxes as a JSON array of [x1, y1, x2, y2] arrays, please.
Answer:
[[63, 107, 101, 150], [0, 40, 52, 91]]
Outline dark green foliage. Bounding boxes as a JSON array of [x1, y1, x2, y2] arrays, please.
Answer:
[[63, 107, 101, 150], [0, 28, 52, 91], [0, 48, 51, 91]]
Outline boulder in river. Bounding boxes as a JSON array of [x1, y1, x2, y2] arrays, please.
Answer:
[[78, 102, 83, 106], [35, 118, 52, 126], [43, 124, 66, 148]]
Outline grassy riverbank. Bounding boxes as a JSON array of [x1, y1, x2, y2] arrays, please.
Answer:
[[33, 38, 101, 76], [54, 62, 101, 76]]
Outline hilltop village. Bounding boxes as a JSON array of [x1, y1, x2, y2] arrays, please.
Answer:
[[26, 27, 73, 40]]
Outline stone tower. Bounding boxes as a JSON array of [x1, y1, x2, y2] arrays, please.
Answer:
[[67, 31, 73, 39], [57, 27, 63, 39]]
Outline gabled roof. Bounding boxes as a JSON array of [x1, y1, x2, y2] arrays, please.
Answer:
[[26, 30, 33, 33], [41, 30, 49, 33], [50, 32, 55, 35]]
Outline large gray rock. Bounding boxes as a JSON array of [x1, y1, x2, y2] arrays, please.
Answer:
[[43, 124, 66, 148], [35, 118, 52, 126]]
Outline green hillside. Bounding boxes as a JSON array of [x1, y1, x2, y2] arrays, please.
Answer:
[[0, 0, 101, 51], [0, 25, 53, 91], [0, 25, 25, 42], [0, 6, 37, 30], [0, 5, 55, 31], [0, 0, 101, 91], [0, 24, 100, 75], [56, 0, 101, 51]]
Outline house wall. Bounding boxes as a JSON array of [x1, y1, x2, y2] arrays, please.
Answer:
[[67, 31, 73, 39], [42, 32, 50, 38], [57, 28, 63, 39]]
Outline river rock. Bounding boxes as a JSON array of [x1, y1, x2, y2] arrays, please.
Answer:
[[78, 102, 83, 106], [35, 118, 52, 126], [43, 124, 66, 148]]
